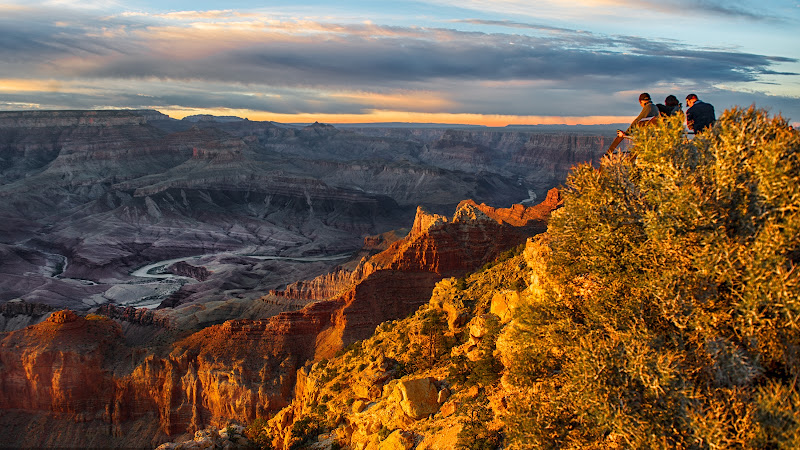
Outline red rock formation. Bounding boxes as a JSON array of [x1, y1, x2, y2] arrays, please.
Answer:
[[459, 187, 563, 227], [274, 194, 557, 302], [270, 267, 359, 301], [264, 196, 557, 361], [0, 311, 146, 447], [0, 195, 559, 446], [362, 229, 407, 252]]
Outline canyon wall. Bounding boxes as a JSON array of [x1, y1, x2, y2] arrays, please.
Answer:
[[0, 196, 557, 448], [4, 111, 600, 311], [0, 109, 606, 447]]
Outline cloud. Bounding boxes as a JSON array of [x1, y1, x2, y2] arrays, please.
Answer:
[[429, 0, 784, 22], [40, 19, 793, 91], [0, 4, 797, 123], [454, 19, 584, 34], [635, 0, 783, 21]]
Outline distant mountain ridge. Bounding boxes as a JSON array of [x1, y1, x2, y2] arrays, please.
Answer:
[[0, 109, 606, 313]]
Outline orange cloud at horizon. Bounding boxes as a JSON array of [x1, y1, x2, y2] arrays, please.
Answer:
[[158, 107, 629, 127], [327, 91, 455, 112], [0, 79, 66, 93]]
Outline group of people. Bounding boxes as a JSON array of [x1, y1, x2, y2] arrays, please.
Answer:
[[617, 92, 716, 138]]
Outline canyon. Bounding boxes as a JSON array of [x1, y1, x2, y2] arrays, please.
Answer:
[[0, 110, 607, 320], [1, 192, 559, 448], [0, 109, 605, 447]]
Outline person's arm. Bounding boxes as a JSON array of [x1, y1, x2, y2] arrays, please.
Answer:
[[627, 104, 649, 132]]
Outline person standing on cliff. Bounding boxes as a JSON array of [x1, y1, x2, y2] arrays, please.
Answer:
[[685, 93, 715, 133], [616, 93, 660, 138]]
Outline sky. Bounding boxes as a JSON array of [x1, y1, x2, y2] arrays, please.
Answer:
[[1, 0, 799, 126]]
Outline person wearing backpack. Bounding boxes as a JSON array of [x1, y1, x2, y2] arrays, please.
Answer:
[[657, 95, 682, 116], [685, 93, 715, 133]]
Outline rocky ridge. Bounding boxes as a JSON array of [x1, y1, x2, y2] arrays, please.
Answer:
[[259, 237, 548, 449], [0, 300, 56, 332], [271, 189, 559, 304], [345, 126, 610, 195], [1, 110, 602, 312], [0, 109, 168, 128], [0, 195, 557, 448]]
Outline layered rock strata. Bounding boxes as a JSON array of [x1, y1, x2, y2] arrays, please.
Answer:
[[0, 195, 557, 447], [4, 110, 592, 310]]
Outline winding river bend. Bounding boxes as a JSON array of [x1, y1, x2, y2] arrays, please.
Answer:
[[125, 252, 353, 309], [35, 247, 352, 310], [131, 252, 353, 280]]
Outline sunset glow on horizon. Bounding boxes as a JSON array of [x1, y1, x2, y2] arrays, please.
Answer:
[[158, 107, 633, 127]]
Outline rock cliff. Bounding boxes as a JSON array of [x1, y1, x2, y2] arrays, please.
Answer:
[[0, 300, 56, 332], [0, 109, 168, 128], [0, 311, 167, 448], [260, 236, 547, 450], [3, 111, 596, 311], [0, 195, 557, 447], [345, 126, 609, 197]]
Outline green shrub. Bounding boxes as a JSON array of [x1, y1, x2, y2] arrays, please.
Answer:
[[446, 316, 503, 388], [456, 395, 503, 449], [289, 415, 322, 450], [244, 417, 274, 450], [503, 109, 800, 448]]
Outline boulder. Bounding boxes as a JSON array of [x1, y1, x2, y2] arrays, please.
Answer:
[[352, 399, 367, 413], [439, 401, 457, 418], [387, 377, 440, 420], [378, 430, 415, 450], [437, 387, 450, 404], [490, 290, 522, 323]]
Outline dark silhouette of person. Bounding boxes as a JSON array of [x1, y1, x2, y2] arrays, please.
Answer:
[[685, 93, 715, 133], [617, 92, 660, 138], [659, 95, 681, 116]]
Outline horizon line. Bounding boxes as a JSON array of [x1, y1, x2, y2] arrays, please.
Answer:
[[0, 107, 633, 128]]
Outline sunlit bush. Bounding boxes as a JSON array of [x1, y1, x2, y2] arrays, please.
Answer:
[[503, 108, 800, 449]]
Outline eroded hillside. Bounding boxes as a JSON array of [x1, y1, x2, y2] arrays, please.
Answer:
[[250, 108, 800, 450], [0, 110, 606, 320], [0, 192, 560, 448]]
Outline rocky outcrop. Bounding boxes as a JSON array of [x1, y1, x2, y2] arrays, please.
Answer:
[[0, 311, 158, 447], [270, 267, 359, 301], [96, 304, 172, 328], [461, 188, 563, 226], [388, 377, 442, 420], [271, 193, 555, 304], [362, 229, 407, 252], [168, 261, 212, 282], [156, 424, 249, 449], [371, 199, 549, 276], [0, 300, 56, 332], [0, 109, 168, 128]]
